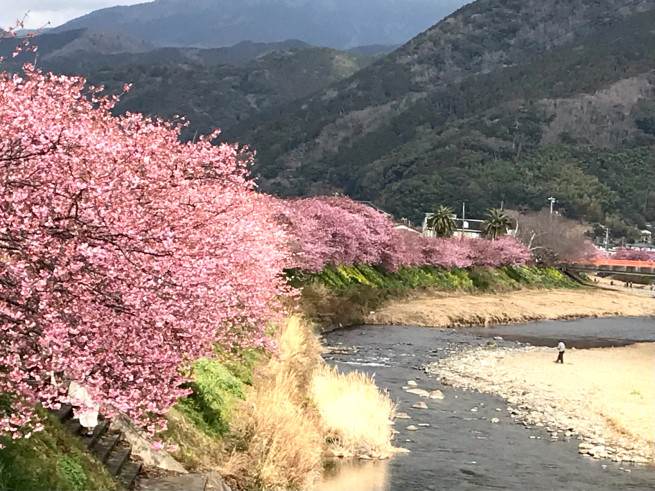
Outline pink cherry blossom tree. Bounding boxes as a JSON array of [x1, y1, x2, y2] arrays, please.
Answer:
[[276, 196, 406, 272], [0, 63, 289, 443], [612, 247, 655, 261]]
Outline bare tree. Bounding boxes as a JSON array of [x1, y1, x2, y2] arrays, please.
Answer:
[[509, 209, 597, 264]]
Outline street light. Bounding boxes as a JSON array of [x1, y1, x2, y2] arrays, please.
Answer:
[[547, 197, 556, 215]]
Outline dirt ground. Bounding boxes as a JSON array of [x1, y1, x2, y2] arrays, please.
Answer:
[[593, 275, 655, 298], [368, 289, 654, 328], [504, 343, 655, 447]]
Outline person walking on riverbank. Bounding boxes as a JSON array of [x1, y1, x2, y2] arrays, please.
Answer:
[[556, 341, 566, 364]]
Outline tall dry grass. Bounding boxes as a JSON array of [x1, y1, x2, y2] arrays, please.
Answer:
[[310, 365, 396, 457], [223, 317, 396, 490], [223, 317, 324, 490]]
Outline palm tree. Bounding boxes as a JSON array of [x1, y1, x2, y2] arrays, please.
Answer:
[[427, 205, 457, 237], [482, 208, 512, 240]]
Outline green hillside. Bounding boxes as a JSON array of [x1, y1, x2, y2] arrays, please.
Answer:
[[81, 46, 373, 139], [222, 0, 655, 235]]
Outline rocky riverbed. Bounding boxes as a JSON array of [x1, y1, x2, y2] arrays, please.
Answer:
[[318, 318, 655, 491], [426, 344, 654, 467]]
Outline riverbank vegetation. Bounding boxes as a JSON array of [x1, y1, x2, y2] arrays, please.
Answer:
[[294, 265, 579, 327], [221, 317, 396, 490]]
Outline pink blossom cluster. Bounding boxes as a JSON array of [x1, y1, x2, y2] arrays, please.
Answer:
[[277, 197, 533, 271], [0, 65, 289, 442], [275, 197, 406, 272], [612, 247, 655, 261]]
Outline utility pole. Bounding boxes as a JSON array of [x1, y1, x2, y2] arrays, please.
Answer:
[[605, 228, 610, 251], [547, 197, 556, 215], [462, 202, 466, 222]]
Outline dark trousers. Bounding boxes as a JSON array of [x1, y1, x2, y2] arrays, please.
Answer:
[[556, 351, 564, 364]]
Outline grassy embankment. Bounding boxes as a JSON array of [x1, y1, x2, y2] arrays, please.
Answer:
[[290, 265, 581, 328], [0, 407, 120, 491]]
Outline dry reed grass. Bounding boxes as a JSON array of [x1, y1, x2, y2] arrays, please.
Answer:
[[223, 316, 396, 490], [223, 317, 323, 490], [310, 365, 396, 456]]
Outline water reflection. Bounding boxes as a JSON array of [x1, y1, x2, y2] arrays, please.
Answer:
[[315, 458, 391, 491]]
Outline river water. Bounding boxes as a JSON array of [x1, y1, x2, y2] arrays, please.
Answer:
[[317, 317, 655, 490]]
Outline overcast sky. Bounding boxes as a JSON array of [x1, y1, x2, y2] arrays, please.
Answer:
[[2, 1, 148, 30]]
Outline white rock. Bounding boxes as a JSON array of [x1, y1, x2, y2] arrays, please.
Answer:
[[491, 418, 500, 424], [395, 412, 411, 419], [406, 425, 418, 431], [407, 380, 418, 387], [405, 388, 430, 398], [429, 390, 445, 400], [412, 401, 428, 409]]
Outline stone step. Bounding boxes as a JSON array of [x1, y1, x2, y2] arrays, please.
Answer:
[[105, 445, 131, 476], [118, 461, 142, 490], [91, 431, 121, 464], [52, 404, 73, 423], [138, 474, 207, 491], [64, 417, 82, 436], [80, 419, 109, 449]]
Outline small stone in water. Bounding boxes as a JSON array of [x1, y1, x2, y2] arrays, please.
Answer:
[[491, 418, 500, 424], [470, 408, 478, 412], [407, 380, 418, 387], [406, 425, 418, 431], [412, 402, 428, 409]]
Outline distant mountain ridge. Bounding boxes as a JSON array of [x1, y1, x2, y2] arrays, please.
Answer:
[[0, 29, 313, 72], [53, 0, 469, 49]]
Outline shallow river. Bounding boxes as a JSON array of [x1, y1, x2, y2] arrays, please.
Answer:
[[317, 317, 655, 490]]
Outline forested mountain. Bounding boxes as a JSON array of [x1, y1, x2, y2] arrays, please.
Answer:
[[85, 47, 373, 139], [220, 0, 655, 236], [53, 0, 468, 50], [0, 28, 311, 72]]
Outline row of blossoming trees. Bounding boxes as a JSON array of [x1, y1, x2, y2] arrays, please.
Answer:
[[0, 63, 533, 443], [277, 197, 532, 272]]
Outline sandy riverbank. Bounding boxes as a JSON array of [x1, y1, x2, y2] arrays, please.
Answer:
[[367, 289, 654, 328], [428, 343, 654, 464]]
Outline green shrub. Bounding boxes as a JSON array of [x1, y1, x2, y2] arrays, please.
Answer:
[[176, 358, 247, 438], [57, 456, 87, 491]]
